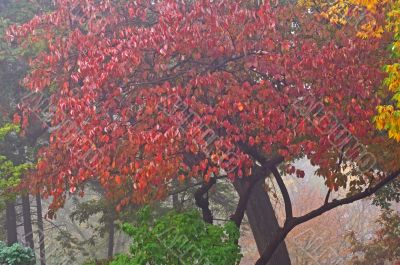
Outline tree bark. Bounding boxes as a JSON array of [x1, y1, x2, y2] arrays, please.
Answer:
[[6, 200, 17, 246], [172, 179, 181, 210], [36, 194, 46, 265], [235, 179, 291, 265], [107, 218, 115, 259], [22, 195, 34, 249], [255, 227, 291, 265], [194, 177, 216, 224], [172, 193, 179, 208]]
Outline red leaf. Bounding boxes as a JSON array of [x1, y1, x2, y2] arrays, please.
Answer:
[[13, 113, 21, 125]]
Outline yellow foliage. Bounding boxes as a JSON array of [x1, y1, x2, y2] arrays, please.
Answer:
[[298, 0, 400, 141], [352, 0, 385, 12], [374, 2, 400, 141], [298, 0, 388, 38]]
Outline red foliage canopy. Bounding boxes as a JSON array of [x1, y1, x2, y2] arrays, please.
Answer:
[[7, 0, 394, 211]]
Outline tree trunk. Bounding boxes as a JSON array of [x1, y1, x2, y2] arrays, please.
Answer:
[[36, 194, 46, 265], [235, 178, 291, 265], [172, 193, 180, 210], [6, 200, 17, 246], [172, 179, 181, 210], [107, 218, 115, 259], [22, 195, 34, 249]]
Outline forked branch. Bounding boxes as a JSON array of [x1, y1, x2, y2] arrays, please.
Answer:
[[255, 169, 400, 265]]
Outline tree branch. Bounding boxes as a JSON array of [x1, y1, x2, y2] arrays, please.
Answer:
[[269, 165, 293, 220], [237, 142, 284, 171], [324, 189, 331, 205], [255, 169, 400, 265], [294, 169, 400, 225], [194, 177, 217, 224], [168, 175, 226, 196]]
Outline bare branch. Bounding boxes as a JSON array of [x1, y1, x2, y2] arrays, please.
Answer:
[[269, 166, 293, 220], [255, 169, 400, 265], [194, 177, 217, 224], [324, 189, 331, 205], [294, 169, 400, 225]]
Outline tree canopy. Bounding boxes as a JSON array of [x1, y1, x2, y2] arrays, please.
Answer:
[[4, 0, 400, 264]]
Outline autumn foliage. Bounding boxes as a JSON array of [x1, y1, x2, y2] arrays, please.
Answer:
[[5, 0, 398, 230]]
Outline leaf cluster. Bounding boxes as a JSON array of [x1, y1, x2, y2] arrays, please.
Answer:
[[0, 124, 32, 209], [109, 206, 242, 265], [0, 241, 35, 265]]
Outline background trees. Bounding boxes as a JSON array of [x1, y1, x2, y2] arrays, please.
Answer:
[[347, 210, 400, 265], [0, 2, 54, 264]]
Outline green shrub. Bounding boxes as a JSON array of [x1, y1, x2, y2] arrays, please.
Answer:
[[109, 207, 242, 265], [109, 254, 135, 265], [0, 241, 35, 265]]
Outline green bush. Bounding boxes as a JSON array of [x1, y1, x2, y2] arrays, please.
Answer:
[[0, 241, 35, 265], [109, 254, 135, 265], [109, 207, 242, 265]]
